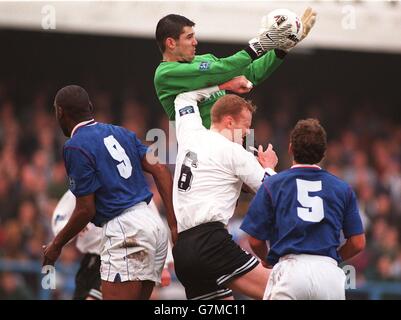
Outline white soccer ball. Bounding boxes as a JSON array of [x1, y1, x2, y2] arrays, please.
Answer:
[[261, 9, 303, 49]]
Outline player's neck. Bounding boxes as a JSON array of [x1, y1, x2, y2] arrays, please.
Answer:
[[163, 51, 190, 62], [162, 52, 179, 62], [292, 161, 321, 168]]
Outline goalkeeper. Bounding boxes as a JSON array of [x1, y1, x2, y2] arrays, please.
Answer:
[[154, 9, 317, 128]]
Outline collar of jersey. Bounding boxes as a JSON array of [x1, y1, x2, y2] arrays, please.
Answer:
[[70, 119, 96, 137], [291, 164, 322, 170]]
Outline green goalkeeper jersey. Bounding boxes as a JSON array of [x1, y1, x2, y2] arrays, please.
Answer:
[[154, 49, 284, 128]]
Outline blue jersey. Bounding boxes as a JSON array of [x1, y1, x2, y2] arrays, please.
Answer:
[[63, 121, 152, 227], [240, 165, 364, 266]]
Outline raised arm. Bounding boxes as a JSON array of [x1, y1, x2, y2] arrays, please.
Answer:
[[156, 19, 295, 90], [173, 76, 254, 140], [242, 50, 286, 86], [155, 22, 297, 119]]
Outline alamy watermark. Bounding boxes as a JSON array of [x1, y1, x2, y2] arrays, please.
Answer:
[[343, 264, 356, 290], [145, 121, 256, 169], [41, 5, 56, 30], [341, 5, 357, 30], [41, 265, 56, 290]]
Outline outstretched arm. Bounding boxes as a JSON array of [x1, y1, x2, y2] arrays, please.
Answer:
[[156, 19, 295, 89], [242, 50, 285, 86], [173, 76, 254, 138]]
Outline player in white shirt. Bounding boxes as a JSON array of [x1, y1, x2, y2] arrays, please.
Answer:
[[171, 76, 278, 300]]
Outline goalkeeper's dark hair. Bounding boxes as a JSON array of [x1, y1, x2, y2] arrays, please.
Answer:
[[211, 95, 256, 124], [156, 14, 195, 53], [290, 118, 327, 165], [54, 85, 94, 122]]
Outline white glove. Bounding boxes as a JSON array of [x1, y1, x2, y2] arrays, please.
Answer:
[[248, 23, 293, 57], [300, 7, 317, 41], [282, 7, 317, 52]]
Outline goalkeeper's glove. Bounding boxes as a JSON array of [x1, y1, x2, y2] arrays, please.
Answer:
[[248, 23, 293, 58], [282, 7, 317, 52], [300, 7, 317, 41]]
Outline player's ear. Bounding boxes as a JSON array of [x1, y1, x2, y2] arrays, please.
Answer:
[[225, 115, 234, 128], [165, 37, 176, 50], [55, 104, 63, 120], [288, 143, 293, 156], [88, 101, 94, 113]]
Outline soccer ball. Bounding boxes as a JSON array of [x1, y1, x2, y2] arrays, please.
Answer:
[[261, 9, 303, 49]]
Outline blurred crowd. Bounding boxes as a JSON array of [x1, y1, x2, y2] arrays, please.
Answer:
[[0, 76, 400, 299]]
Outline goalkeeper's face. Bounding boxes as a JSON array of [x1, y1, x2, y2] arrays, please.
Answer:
[[173, 26, 198, 62]]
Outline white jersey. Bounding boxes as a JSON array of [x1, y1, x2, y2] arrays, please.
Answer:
[[52, 190, 102, 255], [173, 87, 275, 233]]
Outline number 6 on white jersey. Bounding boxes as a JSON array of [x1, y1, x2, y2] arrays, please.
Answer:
[[296, 179, 324, 222], [104, 135, 132, 179]]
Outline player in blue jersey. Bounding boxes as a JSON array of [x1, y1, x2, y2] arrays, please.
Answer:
[[43, 85, 177, 300], [240, 118, 366, 300]]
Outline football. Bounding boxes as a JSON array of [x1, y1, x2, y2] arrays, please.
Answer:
[[261, 8, 303, 49]]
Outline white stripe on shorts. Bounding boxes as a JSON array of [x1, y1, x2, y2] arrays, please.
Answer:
[[88, 289, 103, 300], [216, 256, 258, 285], [191, 288, 232, 300]]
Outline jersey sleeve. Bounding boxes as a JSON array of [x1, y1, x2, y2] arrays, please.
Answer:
[[63, 146, 101, 198], [242, 50, 284, 86], [155, 51, 254, 120], [231, 145, 275, 192], [343, 187, 364, 238], [174, 86, 220, 143], [157, 51, 253, 87], [240, 183, 275, 241]]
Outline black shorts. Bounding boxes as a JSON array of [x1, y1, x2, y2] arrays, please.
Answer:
[[73, 253, 102, 300], [172, 222, 259, 300]]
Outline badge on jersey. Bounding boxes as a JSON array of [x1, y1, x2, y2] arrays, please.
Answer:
[[199, 61, 211, 71], [179, 106, 195, 117]]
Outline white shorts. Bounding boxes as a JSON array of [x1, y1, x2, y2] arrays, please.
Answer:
[[100, 202, 168, 284], [264, 254, 346, 300]]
